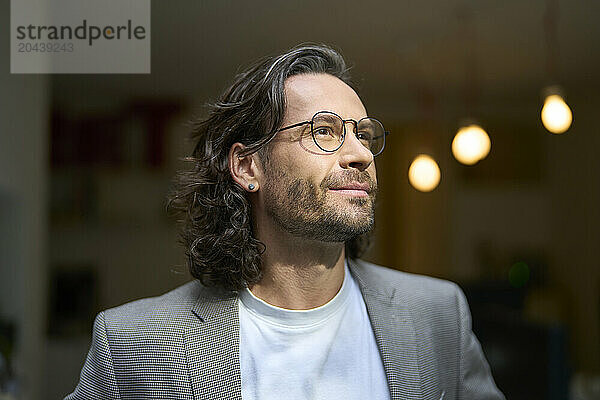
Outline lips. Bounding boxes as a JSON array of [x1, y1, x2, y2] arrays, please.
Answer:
[[328, 182, 372, 197], [329, 182, 371, 192]]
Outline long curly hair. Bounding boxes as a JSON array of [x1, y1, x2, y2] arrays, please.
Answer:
[[167, 44, 373, 291]]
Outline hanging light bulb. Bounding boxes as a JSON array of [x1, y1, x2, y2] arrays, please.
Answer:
[[451, 124, 491, 165], [408, 154, 441, 192], [540, 0, 572, 135], [541, 91, 572, 134]]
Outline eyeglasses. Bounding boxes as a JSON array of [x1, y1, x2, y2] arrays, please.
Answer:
[[277, 111, 389, 157]]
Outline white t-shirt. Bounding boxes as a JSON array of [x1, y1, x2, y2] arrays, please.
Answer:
[[238, 261, 391, 400]]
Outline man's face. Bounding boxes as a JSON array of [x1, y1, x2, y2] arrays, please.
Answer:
[[258, 73, 378, 243]]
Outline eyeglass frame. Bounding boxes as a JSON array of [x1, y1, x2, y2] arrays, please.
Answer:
[[276, 110, 390, 157]]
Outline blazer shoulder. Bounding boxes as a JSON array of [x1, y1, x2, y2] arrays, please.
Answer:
[[101, 280, 206, 331], [354, 259, 463, 305], [357, 259, 460, 290]]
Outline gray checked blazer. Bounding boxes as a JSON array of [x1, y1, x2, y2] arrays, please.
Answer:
[[65, 259, 506, 400]]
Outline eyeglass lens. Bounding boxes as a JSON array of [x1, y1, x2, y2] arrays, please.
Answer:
[[311, 112, 385, 155]]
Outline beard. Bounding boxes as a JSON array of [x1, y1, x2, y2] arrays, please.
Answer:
[[262, 167, 378, 243]]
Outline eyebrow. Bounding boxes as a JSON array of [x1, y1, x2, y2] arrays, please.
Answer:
[[314, 114, 338, 123], [359, 119, 376, 128]]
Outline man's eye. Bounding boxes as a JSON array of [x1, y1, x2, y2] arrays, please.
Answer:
[[357, 131, 373, 141], [314, 126, 334, 136]]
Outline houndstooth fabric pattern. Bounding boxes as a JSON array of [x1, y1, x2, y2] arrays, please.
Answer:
[[65, 259, 505, 400]]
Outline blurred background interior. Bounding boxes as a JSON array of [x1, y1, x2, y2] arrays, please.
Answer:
[[1, 0, 599, 399]]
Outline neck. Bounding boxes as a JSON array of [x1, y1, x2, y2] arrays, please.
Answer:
[[249, 218, 347, 310]]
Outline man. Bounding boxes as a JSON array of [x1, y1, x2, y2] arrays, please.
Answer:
[[66, 44, 505, 400]]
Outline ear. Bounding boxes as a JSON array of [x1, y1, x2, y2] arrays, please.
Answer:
[[229, 143, 261, 192]]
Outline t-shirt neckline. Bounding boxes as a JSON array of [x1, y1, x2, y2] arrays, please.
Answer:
[[239, 260, 353, 328]]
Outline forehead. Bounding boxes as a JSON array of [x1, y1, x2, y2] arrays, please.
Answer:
[[283, 73, 367, 122]]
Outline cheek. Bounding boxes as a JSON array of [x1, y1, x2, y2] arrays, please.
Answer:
[[302, 156, 338, 187], [284, 151, 334, 179], [265, 141, 342, 188]]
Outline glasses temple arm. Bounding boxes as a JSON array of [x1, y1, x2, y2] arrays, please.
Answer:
[[277, 121, 311, 132], [372, 131, 391, 140]]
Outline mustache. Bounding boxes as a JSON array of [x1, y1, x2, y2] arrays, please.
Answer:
[[320, 171, 378, 194]]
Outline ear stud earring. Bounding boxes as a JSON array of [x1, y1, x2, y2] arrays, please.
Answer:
[[248, 183, 255, 191]]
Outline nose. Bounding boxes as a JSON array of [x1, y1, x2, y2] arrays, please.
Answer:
[[337, 120, 374, 171]]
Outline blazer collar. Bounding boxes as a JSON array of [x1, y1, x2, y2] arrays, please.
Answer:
[[186, 285, 242, 400], [348, 259, 424, 400], [185, 260, 424, 400]]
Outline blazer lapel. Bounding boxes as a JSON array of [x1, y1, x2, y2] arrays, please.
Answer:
[[185, 286, 242, 400], [349, 259, 424, 400], [182, 260, 425, 400]]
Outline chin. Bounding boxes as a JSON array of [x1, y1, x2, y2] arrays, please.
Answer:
[[327, 208, 374, 236]]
